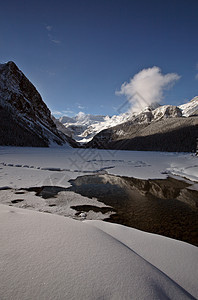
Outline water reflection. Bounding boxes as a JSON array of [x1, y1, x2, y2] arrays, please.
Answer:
[[68, 174, 198, 246]]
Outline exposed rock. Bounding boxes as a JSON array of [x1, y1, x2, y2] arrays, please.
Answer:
[[0, 61, 72, 147]]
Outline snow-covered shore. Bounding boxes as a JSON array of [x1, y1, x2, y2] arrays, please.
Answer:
[[0, 146, 198, 299], [0, 147, 198, 188]]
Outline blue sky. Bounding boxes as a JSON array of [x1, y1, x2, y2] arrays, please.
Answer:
[[1, 0, 198, 117]]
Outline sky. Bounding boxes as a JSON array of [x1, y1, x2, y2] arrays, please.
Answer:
[[0, 0, 198, 117]]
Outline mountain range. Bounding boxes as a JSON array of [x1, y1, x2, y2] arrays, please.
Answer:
[[0, 61, 197, 152], [56, 97, 198, 152], [86, 98, 198, 152]]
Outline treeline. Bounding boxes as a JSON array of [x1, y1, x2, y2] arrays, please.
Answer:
[[88, 117, 198, 153]]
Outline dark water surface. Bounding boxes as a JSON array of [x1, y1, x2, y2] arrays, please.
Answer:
[[23, 174, 198, 246], [68, 175, 198, 247]]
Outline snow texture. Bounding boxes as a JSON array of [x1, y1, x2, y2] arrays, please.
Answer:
[[179, 96, 198, 117], [0, 204, 197, 299]]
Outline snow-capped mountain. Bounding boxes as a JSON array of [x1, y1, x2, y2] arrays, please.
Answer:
[[57, 111, 134, 143], [178, 96, 198, 117], [87, 98, 198, 152], [57, 97, 198, 145], [0, 61, 75, 147]]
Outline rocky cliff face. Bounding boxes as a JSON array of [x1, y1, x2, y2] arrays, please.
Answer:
[[0, 61, 72, 147]]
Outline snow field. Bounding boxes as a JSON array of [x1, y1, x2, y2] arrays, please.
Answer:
[[0, 204, 197, 299], [0, 147, 198, 189]]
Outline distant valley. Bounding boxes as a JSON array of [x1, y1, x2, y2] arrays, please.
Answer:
[[55, 97, 198, 152]]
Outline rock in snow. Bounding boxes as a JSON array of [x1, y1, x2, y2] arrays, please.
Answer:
[[0, 204, 197, 299]]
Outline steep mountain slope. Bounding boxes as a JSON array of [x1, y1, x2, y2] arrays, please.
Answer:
[[0, 61, 73, 147], [51, 116, 79, 147], [87, 101, 198, 152], [179, 96, 198, 117]]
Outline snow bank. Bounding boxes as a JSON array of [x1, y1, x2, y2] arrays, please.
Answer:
[[0, 204, 197, 299], [87, 220, 198, 299]]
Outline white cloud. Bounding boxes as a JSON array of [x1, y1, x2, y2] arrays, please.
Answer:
[[195, 74, 198, 80], [116, 66, 181, 113]]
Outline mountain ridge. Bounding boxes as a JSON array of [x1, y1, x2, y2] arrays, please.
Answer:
[[86, 100, 198, 152], [0, 61, 77, 147], [55, 97, 198, 148]]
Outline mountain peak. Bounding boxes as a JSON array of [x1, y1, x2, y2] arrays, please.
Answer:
[[178, 96, 198, 117], [0, 61, 72, 147], [7, 60, 18, 67]]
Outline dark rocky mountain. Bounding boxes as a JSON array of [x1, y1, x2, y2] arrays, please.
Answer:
[[0, 61, 77, 147], [87, 103, 198, 152]]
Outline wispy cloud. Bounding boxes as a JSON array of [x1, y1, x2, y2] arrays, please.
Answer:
[[77, 105, 85, 109], [51, 111, 63, 116], [75, 102, 86, 110], [50, 38, 61, 44], [51, 107, 77, 117], [63, 110, 75, 115], [45, 24, 61, 44], [116, 66, 181, 113], [48, 33, 61, 44], [45, 25, 53, 32]]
